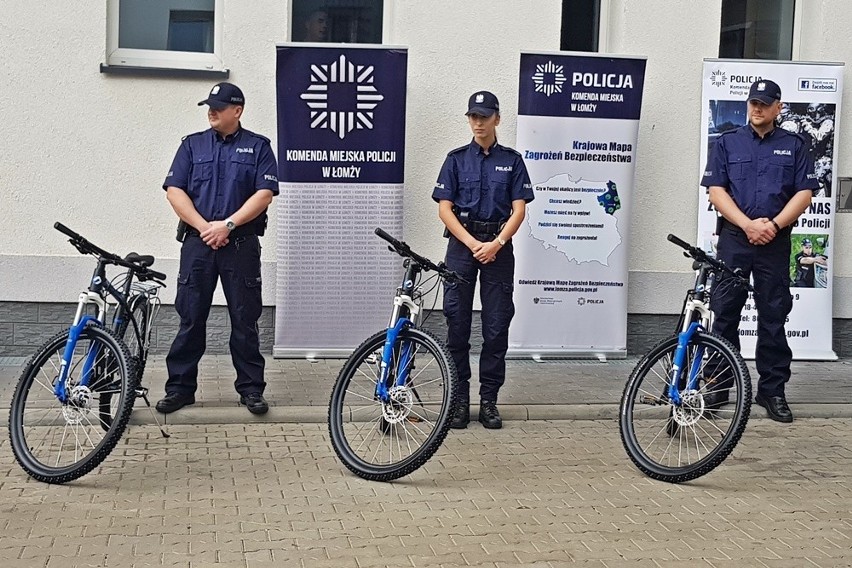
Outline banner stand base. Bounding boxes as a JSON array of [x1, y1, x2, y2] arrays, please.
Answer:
[[743, 349, 839, 362], [506, 349, 626, 361], [273, 347, 353, 359]]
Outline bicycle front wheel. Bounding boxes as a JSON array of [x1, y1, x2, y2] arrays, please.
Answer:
[[8, 325, 138, 484], [328, 327, 457, 481], [619, 331, 751, 483]]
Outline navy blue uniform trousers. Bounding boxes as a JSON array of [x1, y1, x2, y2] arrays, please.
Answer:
[[443, 234, 515, 403], [711, 225, 793, 397], [165, 234, 265, 396]]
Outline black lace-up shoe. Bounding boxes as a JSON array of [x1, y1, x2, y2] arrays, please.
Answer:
[[240, 393, 269, 415], [155, 392, 195, 414], [703, 388, 730, 410], [478, 400, 502, 429], [450, 402, 470, 429], [755, 393, 793, 423]]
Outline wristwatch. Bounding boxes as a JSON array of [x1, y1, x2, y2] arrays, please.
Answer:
[[225, 218, 236, 231], [496, 236, 506, 246]]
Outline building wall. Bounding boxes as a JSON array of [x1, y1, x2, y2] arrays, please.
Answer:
[[2, 1, 852, 349]]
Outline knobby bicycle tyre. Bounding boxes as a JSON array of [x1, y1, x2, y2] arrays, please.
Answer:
[[619, 331, 751, 483], [328, 327, 457, 481], [8, 325, 138, 484]]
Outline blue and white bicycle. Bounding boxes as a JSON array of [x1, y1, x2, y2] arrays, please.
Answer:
[[9, 223, 167, 484], [620, 234, 753, 483], [328, 228, 461, 481]]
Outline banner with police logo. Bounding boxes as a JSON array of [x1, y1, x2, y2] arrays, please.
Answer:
[[274, 45, 407, 357], [698, 59, 843, 360], [510, 52, 647, 358]]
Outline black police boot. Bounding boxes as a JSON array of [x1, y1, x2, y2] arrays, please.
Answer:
[[155, 392, 195, 414], [755, 393, 793, 423], [450, 401, 470, 429], [240, 393, 269, 415], [478, 400, 502, 429]]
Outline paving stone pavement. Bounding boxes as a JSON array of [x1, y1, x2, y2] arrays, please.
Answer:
[[0, 355, 851, 424], [1, 418, 851, 567]]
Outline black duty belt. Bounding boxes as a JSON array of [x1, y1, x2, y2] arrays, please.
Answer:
[[462, 219, 505, 234], [721, 218, 791, 237]]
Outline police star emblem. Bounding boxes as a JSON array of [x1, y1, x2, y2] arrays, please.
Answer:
[[710, 70, 726, 87], [531, 61, 567, 97], [299, 54, 385, 140]]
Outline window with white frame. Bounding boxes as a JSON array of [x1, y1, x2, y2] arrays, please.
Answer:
[[719, 0, 796, 60], [291, 0, 384, 44], [104, 0, 225, 75], [561, 0, 609, 52]]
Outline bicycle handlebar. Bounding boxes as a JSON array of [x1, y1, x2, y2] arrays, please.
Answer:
[[375, 228, 466, 283], [667, 234, 753, 292], [54, 222, 168, 284]]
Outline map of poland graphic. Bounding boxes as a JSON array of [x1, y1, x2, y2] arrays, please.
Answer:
[[527, 174, 622, 265]]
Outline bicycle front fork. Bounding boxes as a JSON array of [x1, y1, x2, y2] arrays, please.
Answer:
[[667, 322, 705, 406], [374, 317, 415, 403]]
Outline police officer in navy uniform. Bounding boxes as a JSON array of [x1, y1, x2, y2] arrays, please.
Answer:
[[792, 238, 826, 287], [701, 79, 818, 423], [432, 91, 534, 429], [156, 83, 279, 415]]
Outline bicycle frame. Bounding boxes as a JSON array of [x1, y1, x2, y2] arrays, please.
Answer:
[[54, 258, 150, 403], [667, 262, 716, 407], [375, 259, 423, 403]]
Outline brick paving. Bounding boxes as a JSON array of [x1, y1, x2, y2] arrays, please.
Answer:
[[1, 354, 850, 424], [1, 419, 851, 567]]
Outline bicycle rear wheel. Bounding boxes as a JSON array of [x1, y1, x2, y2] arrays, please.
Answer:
[[115, 294, 151, 367], [8, 325, 138, 484], [328, 327, 457, 481], [619, 331, 751, 483]]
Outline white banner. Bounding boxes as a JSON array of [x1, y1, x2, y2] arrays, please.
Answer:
[[510, 52, 647, 358], [274, 45, 407, 357], [698, 59, 843, 360]]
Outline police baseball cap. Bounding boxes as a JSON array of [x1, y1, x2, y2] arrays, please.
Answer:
[[198, 82, 245, 110], [466, 91, 500, 117], [747, 79, 782, 105], [802, 238, 812, 246]]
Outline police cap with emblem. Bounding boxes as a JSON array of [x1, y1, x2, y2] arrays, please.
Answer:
[[465, 91, 500, 117], [198, 82, 245, 110], [747, 79, 782, 105]]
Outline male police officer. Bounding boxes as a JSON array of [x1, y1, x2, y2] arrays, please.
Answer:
[[701, 79, 818, 423], [432, 91, 534, 429], [156, 82, 279, 415], [792, 238, 827, 288]]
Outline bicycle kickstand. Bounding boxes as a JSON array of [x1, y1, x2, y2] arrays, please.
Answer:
[[136, 386, 171, 438]]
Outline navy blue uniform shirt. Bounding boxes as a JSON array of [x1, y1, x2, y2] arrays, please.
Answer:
[[701, 125, 818, 219], [164, 127, 279, 223], [432, 140, 534, 222]]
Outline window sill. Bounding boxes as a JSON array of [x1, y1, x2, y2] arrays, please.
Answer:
[[100, 63, 229, 79]]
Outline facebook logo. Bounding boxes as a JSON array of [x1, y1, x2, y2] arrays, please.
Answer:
[[801, 80, 810, 89]]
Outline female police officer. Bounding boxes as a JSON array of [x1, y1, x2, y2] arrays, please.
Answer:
[[432, 91, 534, 429]]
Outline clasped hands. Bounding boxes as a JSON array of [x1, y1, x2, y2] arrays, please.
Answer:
[[744, 217, 779, 246], [200, 220, 231, 250], [469, 239, 501, 264]]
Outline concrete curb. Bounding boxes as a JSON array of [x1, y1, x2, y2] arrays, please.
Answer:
[[2, 403, 849, 429], [127, 402, 852, 425]]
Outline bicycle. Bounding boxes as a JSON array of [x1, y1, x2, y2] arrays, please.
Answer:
[[328, 228, 461, 481], [619, 234, 753, 483], [8, 222, 168, 484]]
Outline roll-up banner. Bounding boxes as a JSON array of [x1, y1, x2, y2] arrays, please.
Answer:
[[698, 59, 843, 360], [274, 45, 407, 358], [511, 52, 647, 359]]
